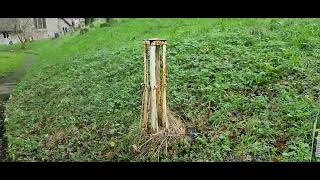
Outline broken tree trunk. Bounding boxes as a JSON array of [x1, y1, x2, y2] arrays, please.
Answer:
[[142, 38, 167, 134]]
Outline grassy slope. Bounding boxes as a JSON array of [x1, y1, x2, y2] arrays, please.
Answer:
[[0, 51, 25, 78], [5, 18, 320, 161]]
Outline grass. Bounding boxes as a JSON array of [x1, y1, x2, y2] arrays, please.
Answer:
[[4, 18, 320, 161], [0, 51, 25, 78]]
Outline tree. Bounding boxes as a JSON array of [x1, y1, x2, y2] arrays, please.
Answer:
[[84, 18, 94, 26], [12, 18, 33, 49], [105, 18, 112, 24]]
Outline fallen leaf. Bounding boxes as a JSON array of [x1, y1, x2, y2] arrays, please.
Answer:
[[275, 138, 287, 151], [106, 151, 113, 160], [131, 144, 140, 153], [168, 147, 174, 156], [228, 131, 237, 139], [272, 156, 280, 162], [230, 116, 237, 122], [75, 123, 84, 129], [212, 133, 219, 140], [169, 149, 174, 156], [234, 110, 242, 118], [220, 125, 227, 131]]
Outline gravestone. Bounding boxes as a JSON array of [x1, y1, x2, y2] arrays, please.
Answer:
[[54, 33, 59, 38]]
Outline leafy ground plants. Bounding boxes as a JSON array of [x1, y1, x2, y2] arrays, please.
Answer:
[[3, 18, 320, 161]]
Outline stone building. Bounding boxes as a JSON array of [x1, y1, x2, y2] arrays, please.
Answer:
[[0, 18, 82, 45]]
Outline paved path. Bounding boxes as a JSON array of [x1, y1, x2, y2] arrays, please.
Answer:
[[0, 53, 35, 161]]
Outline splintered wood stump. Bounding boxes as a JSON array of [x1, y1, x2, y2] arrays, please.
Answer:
[[142, 38, 168, 134]]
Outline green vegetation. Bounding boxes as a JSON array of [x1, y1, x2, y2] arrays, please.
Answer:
[[4, 18, 320, 161], [0, 51, 25, 78]]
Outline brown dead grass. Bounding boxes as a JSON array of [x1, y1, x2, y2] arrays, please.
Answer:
[[131, 109, 187, 161]]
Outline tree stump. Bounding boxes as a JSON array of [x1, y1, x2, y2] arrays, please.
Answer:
[[142, 38, 168, 134]]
